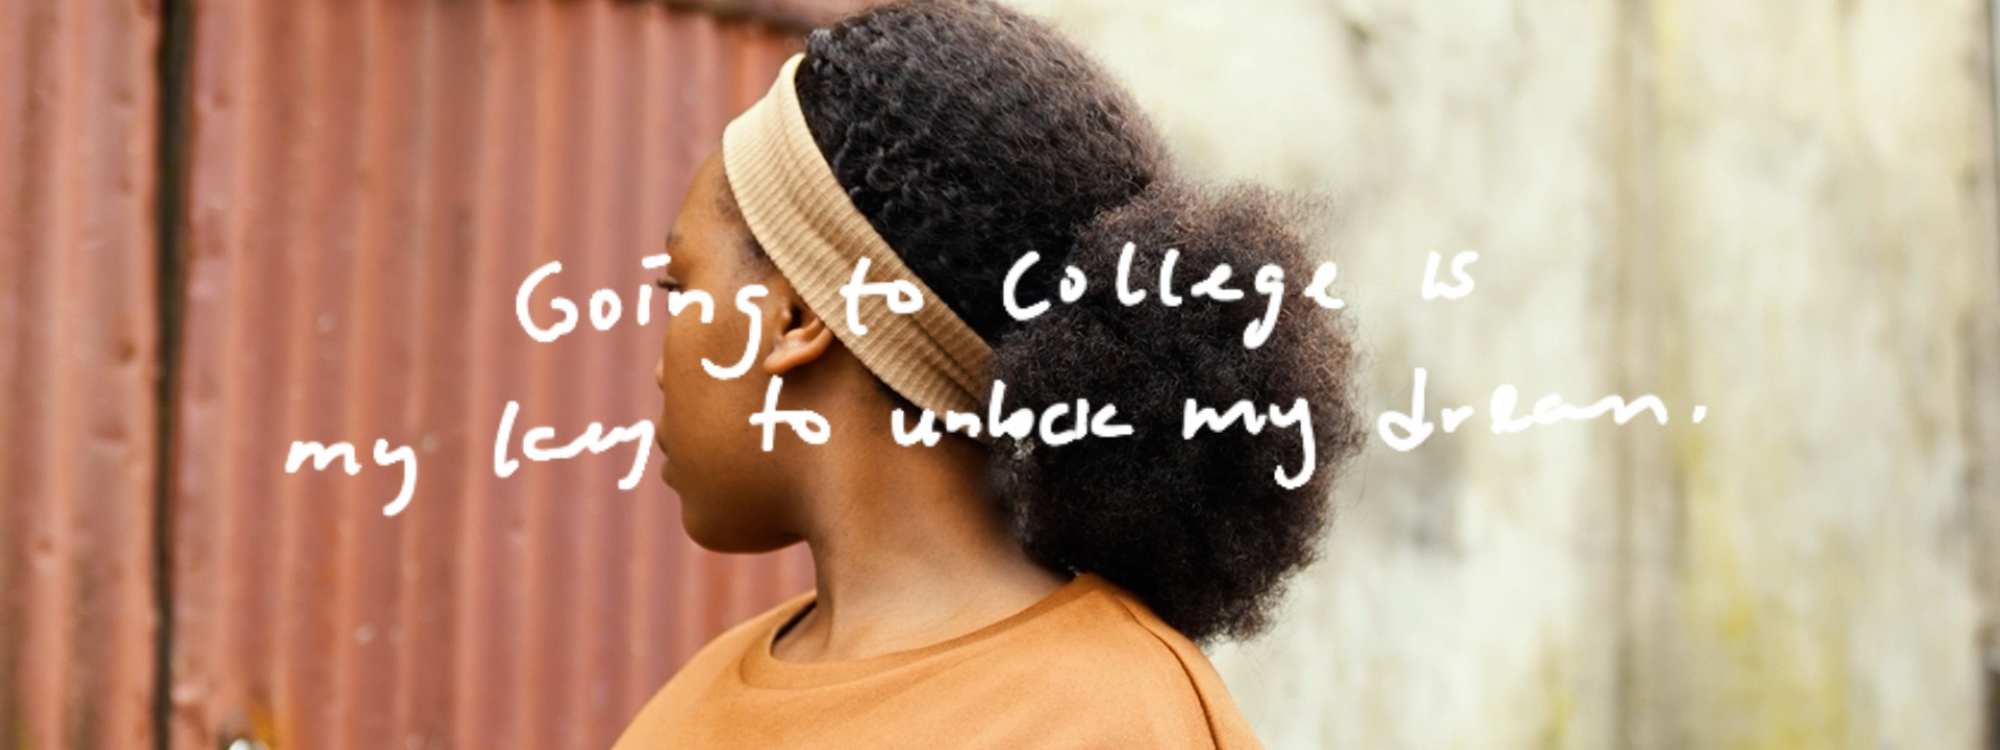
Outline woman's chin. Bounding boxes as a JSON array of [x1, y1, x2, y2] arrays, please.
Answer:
[[678, 504, 797, 554], [679, 512, 744, 553]]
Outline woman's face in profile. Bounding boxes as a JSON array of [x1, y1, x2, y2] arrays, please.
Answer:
[[653, 149, 801, 553]]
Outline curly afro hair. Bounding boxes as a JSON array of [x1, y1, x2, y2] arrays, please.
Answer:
[[795, 0, 1364, 643]]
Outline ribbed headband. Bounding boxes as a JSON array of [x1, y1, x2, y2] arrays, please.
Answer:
[[722, 53, 994, 419]]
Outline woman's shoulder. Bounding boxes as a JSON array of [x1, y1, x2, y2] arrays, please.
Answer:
[[616, 577, 1264, 750], [935, 573, 1263, 749], [659, 590, 816, 694]]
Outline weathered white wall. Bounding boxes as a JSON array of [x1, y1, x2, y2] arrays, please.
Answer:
[[1001, 1, 2000, 748]]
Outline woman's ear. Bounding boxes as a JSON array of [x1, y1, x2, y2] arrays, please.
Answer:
[[764, 297, 834, 376]]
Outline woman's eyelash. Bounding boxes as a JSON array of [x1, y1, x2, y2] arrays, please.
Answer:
[[655, 278, 680, 291]]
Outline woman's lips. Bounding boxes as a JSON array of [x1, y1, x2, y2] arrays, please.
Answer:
[[653, 438, 674, 483]]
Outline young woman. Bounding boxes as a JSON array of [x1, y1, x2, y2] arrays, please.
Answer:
[[614, 1, 1362, 747]]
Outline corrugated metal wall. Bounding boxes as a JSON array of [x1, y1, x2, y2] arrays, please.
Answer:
[[5, 1, 829, 748], [0, 1, 164, 749], [164, 2, 817, 749]]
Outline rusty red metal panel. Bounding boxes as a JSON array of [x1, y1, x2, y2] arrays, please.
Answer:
[[0, 1, 164, 749], [166, 2, 811, 749]]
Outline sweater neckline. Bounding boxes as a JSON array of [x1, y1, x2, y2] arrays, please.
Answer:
[[739, 572, 1106, 689]]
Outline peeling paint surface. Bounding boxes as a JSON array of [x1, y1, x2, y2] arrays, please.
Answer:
[[1005, 1, 2000, 748]]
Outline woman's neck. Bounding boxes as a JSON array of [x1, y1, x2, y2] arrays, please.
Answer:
[[772, 436, 1068, 663]]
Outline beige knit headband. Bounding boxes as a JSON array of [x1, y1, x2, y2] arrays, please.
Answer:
[[722, 52, 994, 419]]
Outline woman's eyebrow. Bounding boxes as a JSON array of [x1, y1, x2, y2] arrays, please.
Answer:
[[664, 231, 682, 253]]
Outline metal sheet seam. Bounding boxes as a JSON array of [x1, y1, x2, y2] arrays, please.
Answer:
[[154, 1, 196, 749]]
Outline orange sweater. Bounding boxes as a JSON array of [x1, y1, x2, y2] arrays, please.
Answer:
[[610, 572, 1265, 749]]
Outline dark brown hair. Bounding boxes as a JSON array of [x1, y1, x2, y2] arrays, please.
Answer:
[[794, 0, 1364, 642]]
